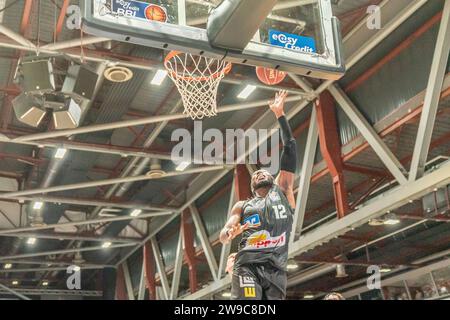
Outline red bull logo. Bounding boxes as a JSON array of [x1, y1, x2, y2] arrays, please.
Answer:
[[244, 231, 286, 250]]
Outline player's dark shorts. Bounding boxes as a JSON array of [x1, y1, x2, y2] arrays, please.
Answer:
[[231, 263, 287, 300]]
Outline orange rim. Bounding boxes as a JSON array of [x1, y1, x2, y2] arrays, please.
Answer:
[[164, 50, 232, 82]]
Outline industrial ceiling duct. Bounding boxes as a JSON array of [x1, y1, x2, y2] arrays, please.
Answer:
[[72, 251, 86, 265], [12, 93, 46, 127], [146, 158, 166, 178], [104, 66, 133, 83], [335, 264, 348, 278]]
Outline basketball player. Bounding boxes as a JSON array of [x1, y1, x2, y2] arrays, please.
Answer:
[[219, 90, 297, 300]]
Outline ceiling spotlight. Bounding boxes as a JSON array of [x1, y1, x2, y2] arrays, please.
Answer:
[[42, 281, 49, 286], [73, 266, 81, 272], [176, 161, 191, 172], [102, 241, 112, 249], [54, 148, 67, 159], [335, 264, 348, 278], [237, 85, 256, 99], [12, 93, 46, 128], [380, 267, 392, 273], [12, 280, 19, 286], [151, 70, 168, 85], [221, 292, 231, 298], [303, 293, 314, 299], [130, 209, 142, 217], [4, 263, 12, 270], [33, 201, 44, 210], [286, 261, 299, 271], [52, 98, 82, 129], [27, 237, 37, 245], [384, 212, 400, 225]]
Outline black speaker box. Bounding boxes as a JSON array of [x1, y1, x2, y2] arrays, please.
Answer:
[[62, 64, 99, 101], [21, 59, 55, 94]]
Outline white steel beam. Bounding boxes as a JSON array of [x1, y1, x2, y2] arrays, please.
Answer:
[[217, 180, 236, 279], [189, 205, 219, 281], [291, 107, 319, 242], [0, 283, 31, 300], [137, 258, 146, 300], [150, 238, 170, 300], [409, 0, 450, 181], [169, 228, 184, 300], [121, 261, 135, 300], [328, 84, 408, 185]]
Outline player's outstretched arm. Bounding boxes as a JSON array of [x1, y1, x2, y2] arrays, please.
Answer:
[[219, 201, 249, 244], [269, 90, 298, 209]]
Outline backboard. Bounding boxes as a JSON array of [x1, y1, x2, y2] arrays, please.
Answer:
[[81, 0, 345, 80]]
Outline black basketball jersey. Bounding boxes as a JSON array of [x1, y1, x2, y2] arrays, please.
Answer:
[[235, 184, 293, 271]]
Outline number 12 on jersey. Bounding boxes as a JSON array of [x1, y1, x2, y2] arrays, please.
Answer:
[[273, 205, 287, 219]]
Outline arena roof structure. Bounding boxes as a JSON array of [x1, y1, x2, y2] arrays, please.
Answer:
[[0, 0, 449, 300]]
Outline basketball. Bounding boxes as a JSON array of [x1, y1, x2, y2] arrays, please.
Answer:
[[145, 5, 168, 23], [256, 66, 287, 85]]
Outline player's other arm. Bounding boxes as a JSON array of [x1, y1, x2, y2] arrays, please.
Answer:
[[219, 201, 249, 244], [270, 90, 298, 209]]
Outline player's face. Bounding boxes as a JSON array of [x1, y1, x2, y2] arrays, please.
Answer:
[[251, 169, 274, 192]]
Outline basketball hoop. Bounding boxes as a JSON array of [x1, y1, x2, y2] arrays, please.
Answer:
[[164, 51, 232, 120]]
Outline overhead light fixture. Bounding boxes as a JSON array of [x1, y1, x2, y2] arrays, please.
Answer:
[[176, 161, 191, 172], [237, 85, 256, 99], [384, 212, 400, 225], [4, 263, 12, 270], [33, 201, 44, 210], [286, 263, 299, 271], [151, 70, 168, 85], [42, 281, 49, 286], [221, 292, 231, 298], [52, 98, 82, 129], [27, 237, 37, 245], [335, 264, 348, 278], [12, 280, 19, 286], [303, 294, 314, 299], [73, 266, 81, 272], [380, 267, 392, 273], [12, 93, 46, 128], [102, 241, 112, 249], [54, 148, 67, 159], [130, 209, 142, 217]]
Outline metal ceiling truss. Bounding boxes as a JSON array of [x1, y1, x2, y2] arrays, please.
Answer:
[[0, 0, 447, 298]]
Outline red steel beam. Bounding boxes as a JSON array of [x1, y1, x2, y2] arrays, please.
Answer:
[[316, 92, 350, 219], [54, 0, 70, 41], [182, 209, 198, 294], [115, 264, 128, 300], [345, 11, 443, 92], [234, 164, 252, 201], [143, 243, 157, 300], [20, 0, 34, 35]]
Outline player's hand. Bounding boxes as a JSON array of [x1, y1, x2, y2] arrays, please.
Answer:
[[226, 253, 237, 274], [269, 90, 288, 118], [226, 222, 250, 242]]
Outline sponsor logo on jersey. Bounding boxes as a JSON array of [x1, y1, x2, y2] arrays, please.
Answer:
[[244, 287, 256, 298], [239, 276, 255, 287], [269, 190, 281, 202], [243, 214, 261, 228], [243, 230, 286, 250]]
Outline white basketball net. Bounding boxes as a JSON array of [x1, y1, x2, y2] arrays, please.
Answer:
[[165, 52, 232, 120]]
